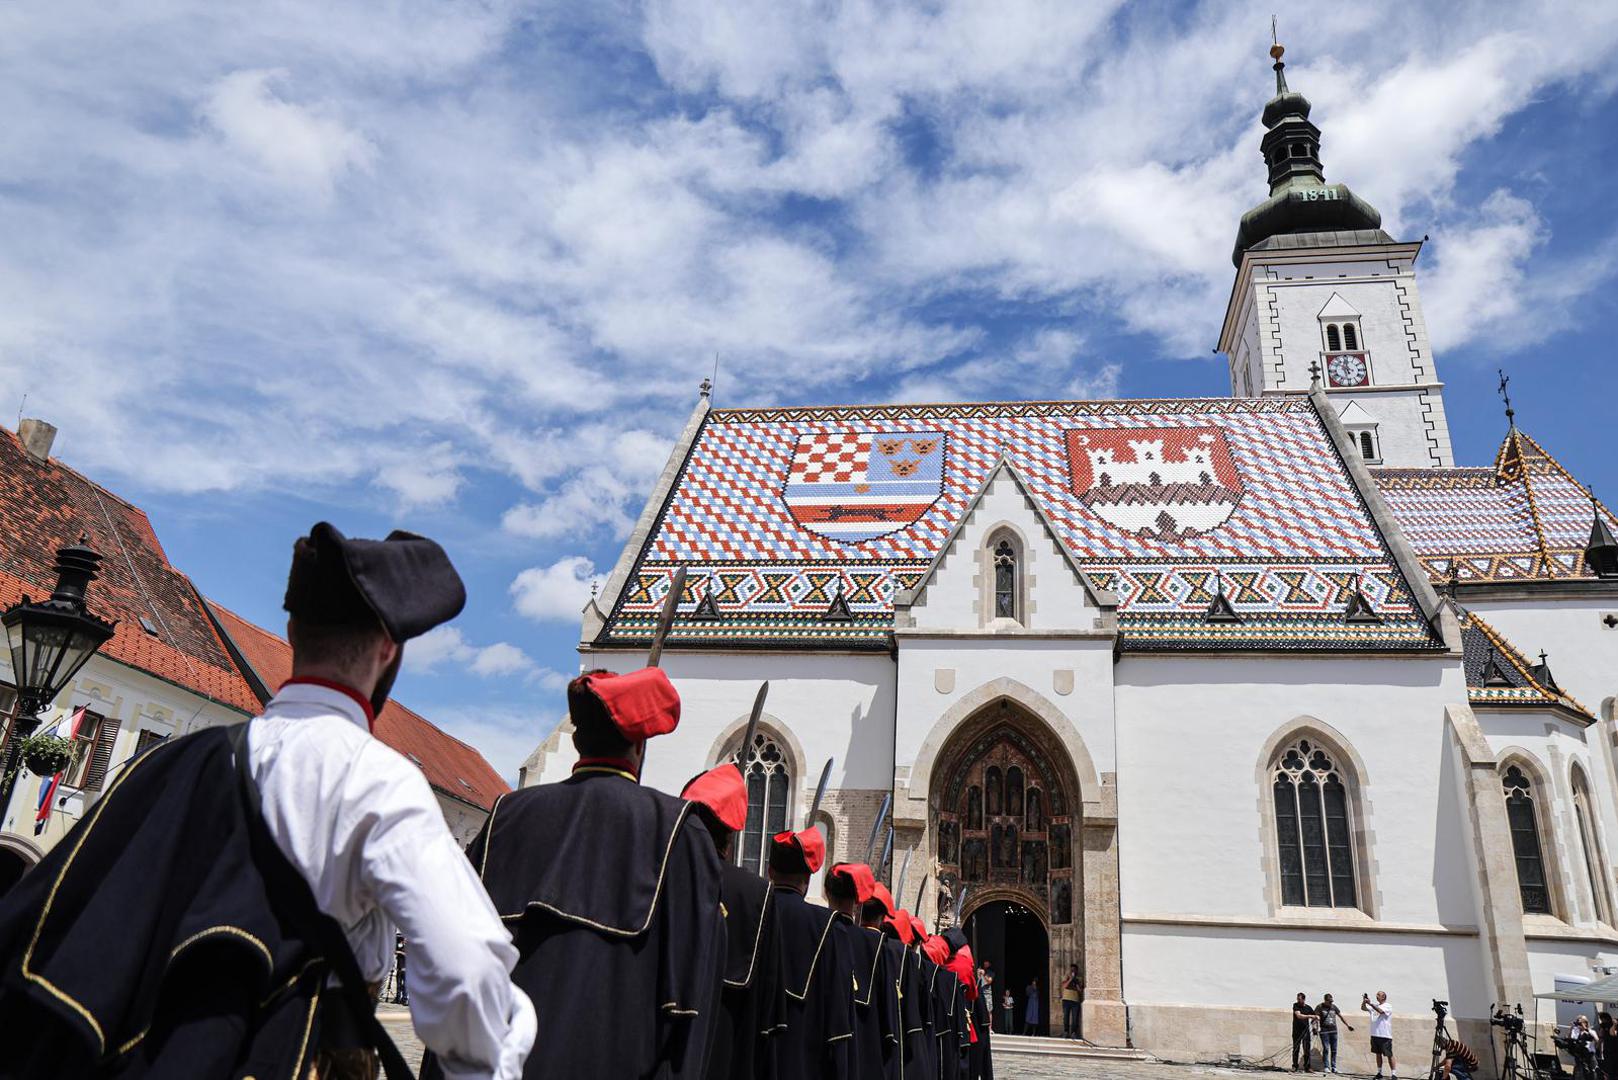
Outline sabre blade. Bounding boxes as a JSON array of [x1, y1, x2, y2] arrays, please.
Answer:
[[646, 565, 688, 668], [863, 792, 891, 865], [806, 758, 833, 829], [735, 682, 768, 766], [896, 847, 912, 903], [914, 874, 929, 918], [879, 826, 893, 875], [953, 882, 968, 925]]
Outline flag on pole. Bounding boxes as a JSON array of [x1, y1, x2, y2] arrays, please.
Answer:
[[33, 706, 86, 835]]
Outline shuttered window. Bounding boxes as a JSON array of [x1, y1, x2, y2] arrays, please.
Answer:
[[70, 712, 122, 791]]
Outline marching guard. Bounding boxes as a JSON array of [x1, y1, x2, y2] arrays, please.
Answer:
[[768, 827, 855, 1080], [682, 760, 785, 1080], [825, 863, 897, 1080], [862, 884, 915, 1080], [0, 522, 537, 1079], [426, 666, 726, 1079]]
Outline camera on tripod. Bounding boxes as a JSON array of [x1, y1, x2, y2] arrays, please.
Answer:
[[1491, 1008, 1525, 1033], [1432, 999, 1449, 1019]]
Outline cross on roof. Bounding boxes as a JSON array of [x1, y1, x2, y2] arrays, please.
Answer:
[[1308, 358, 1322, 387], [1497, 368, 1516, 429]]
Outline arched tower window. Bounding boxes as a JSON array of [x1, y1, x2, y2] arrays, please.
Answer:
[[993, 538, 1019, 621], [1325, 324, 1342, 351], [1502, 764, 1553, 915], [1342, 323, 1359, 350], [1271, 738, 1359, 908], [1571, 767, 1611, 924], [732, 731, 793, 876], [1359, 431, 1376, 460]]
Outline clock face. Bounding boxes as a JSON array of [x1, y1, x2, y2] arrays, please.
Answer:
[[1327, 353, 1369, 387]]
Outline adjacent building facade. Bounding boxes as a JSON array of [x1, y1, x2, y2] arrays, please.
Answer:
[[0, 421, 507, 864], [530, 46, 1618, 1067]]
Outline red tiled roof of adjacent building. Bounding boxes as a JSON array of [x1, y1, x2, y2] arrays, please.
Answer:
[[205, 601, 510, 811], [0, 427, 260, 714]]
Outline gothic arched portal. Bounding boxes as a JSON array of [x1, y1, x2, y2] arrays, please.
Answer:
[[930, 697, 1085, 1035]]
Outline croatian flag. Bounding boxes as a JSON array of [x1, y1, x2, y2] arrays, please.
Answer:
[[33, 706, 85, 835]]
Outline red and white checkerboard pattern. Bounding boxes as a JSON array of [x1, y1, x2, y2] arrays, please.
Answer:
[[790, 432, 871, 483]]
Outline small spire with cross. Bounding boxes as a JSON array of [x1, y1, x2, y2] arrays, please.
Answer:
[[1308, 357, 1322, 389], [1497, 368, 1516, 430]]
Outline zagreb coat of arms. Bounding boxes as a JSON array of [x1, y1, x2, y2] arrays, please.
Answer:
[[1065, 426, 1244, 540], [784, 431, 946, 542]]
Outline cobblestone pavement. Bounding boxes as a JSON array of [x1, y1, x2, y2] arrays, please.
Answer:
[[377, 1010, 1350, 1080]]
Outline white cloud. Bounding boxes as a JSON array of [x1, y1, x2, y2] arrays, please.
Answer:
[[202, 69, 375, 196], [406, 625, 540, 680], [511, 556, 598, 623]]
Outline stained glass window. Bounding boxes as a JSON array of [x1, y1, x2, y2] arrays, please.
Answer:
[[734, 733, 791, 876], [1272, 739, 1359, 908], [993, 539, 1017, 620], [1503, 765, 1551, 915]]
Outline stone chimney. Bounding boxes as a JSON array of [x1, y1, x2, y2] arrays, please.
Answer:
[[17, 418, 57, 463]]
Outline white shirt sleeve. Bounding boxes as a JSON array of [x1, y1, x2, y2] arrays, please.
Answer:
[[340, 741, 536, 1080]]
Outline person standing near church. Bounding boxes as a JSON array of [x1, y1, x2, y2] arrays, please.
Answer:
[[1291, 991, 1316, 1072], [427, 667, 725, 1079], [0, 522, 537, 1078], [1316, 993, 1352, 1074], [770, 828, 855, 1080], [1061, 965, 1081, 1039], [683, 762, 784, 1080], [1362, 991, 1396, 1080], [1023, 979, 1040, 1036]]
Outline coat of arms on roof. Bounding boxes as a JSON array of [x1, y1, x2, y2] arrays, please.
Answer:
[[782, 430, 946, 542], [1065, 427, 1245, 541]]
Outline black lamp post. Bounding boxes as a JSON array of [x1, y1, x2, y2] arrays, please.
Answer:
[[0, 540, 117, 825]]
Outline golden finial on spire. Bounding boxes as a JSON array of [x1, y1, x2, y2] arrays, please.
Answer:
[[1270, 15, 1284, 59], [1269, 16, 1288, 93]]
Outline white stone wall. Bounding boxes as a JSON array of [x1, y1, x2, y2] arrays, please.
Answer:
[[0, 653, 249, 844]]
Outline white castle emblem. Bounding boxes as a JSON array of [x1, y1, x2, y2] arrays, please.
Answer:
[[1067, 427, 1244, 540]]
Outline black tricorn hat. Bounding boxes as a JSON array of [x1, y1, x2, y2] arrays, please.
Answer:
[[283, 522, 466, 643]]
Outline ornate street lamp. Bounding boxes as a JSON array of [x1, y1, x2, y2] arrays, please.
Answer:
[[0, 539, 117, 824]]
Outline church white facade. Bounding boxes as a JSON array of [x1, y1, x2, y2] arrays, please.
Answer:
[[526, 46, 1618, 1069]]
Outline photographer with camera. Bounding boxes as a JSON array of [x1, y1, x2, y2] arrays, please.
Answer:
[[1568, 1014, 1601, 1080], [1362, 991, 1397, 1080]]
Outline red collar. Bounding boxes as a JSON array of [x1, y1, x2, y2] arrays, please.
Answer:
[[281, 677, 377, 732], [573, 756, 640, 782]]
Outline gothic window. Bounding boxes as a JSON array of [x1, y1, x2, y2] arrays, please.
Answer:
[[1342, 323, 1359, 350], [1502, 764, 1553, 915], [966, 786, 984, 830], [1359, 431, 1375, 460], [1027, 789, 1043, 832], [992, 537, 1019, 622], [1572, 768, 1611, 924], [985, 767, 1003, 816], [734, 733, 792, 876], [1271, 739, 1359, 908], [1325, 323, 1342, 351], [1007, 766, 1025, 819]]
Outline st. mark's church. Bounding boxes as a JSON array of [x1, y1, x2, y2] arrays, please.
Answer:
[[527, 44, 1618, 1062]]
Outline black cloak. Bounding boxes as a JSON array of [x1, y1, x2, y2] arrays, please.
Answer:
[[424, 769, 725, 1080], [770, 888, 854, 1080], [836, 917, 895, 1079], [707, 861, 783, 1080], [0, 724, 401, 1079]]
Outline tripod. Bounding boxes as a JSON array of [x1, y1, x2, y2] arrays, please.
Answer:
[[1489, 1005, 1539, 1080], [1427, 1001, 1453, 1080]]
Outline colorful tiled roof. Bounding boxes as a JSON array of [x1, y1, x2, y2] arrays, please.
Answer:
[[601, 397, 1440, 652], [1374, 428, 1617, 584], [1457, 606, 1592, 720], [206, 602, 510, 811], [0, 428, 260, 714]]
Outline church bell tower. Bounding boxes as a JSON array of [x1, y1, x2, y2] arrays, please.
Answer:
[[1217, 40, 1454, 469]]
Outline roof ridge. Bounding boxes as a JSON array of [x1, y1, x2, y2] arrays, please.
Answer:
[[707, 394, 1312, 416]]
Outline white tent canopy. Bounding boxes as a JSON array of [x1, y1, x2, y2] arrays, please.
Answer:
[[1535, 974, 1618, 1003]]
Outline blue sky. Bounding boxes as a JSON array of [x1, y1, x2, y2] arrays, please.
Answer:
[[4, 2, 1616, 779]]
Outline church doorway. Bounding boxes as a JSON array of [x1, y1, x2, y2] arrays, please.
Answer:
[[966, 898, 1050, 1036], [930, 696, 1082, 1035]]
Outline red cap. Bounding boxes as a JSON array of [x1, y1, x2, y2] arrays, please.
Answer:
[[946, 944, 979, 1002], [575, 668, 680, 740], [885, 908, 915, 945], [829, 863, 877, 903], [680, 763, 748, 831], [870, 883, 898, 919], [907, 913, 928, 941], [770, 827, 826, 874], [922, 935, 951, 965]]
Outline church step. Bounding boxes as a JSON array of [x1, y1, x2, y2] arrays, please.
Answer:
[[992, 1034, 1149, 1060]]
